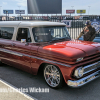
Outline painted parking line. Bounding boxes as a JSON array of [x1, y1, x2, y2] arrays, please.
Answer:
[[0, 78, 38, 100]]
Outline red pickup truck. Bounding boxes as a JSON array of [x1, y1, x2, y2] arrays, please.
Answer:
[[0, 21, 100, 89]]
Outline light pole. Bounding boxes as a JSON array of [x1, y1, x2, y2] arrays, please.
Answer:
[[5, 11, 8, 21], [71, 6, 74, 16], [18, 6, 21, 20], [0, 6, 2, 16], [88, 6, 91, 15], [71, 6, 74, 9], [27, 4, 28, 20]]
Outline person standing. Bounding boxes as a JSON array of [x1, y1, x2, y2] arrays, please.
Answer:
[[76, 20, 96, 41]]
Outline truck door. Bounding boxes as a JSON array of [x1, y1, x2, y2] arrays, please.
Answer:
[[12, 27, 33, 73]]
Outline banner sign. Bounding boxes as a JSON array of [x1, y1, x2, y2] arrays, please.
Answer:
[[66, 10, 75, 14], [61, 20, 72, 27], [3, 10, 13, 14], [77, 10, 86, 14], [91, 19, 100, 33], [15, 10, 25, 14]]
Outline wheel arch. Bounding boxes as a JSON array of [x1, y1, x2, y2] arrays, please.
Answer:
[[37, 62, 72, 85], [37, 63, 64, 80]]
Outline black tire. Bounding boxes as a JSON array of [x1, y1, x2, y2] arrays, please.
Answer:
[[44, 64, 63, 89]]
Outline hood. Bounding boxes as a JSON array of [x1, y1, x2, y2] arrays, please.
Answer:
[[38, 40, 100, 64]]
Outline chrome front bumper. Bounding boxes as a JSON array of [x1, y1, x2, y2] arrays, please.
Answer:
[[67, 70, 100, 88]]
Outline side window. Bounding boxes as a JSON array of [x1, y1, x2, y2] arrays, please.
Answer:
[[0, 27, 14, 39], [16, 28, 31, 42]]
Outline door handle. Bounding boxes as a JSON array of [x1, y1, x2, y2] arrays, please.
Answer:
[[12, 43, 15, 46]]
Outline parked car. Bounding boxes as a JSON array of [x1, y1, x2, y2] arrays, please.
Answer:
[[0, 21, 100, 89]]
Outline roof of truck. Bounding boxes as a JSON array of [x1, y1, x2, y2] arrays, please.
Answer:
[[0, 21, 66, 27]]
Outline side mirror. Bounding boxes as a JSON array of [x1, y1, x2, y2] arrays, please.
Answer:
[[21, 39, 26, 43]]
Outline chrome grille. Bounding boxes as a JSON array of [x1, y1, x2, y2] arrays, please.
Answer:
[[83, 61, 100, 75]]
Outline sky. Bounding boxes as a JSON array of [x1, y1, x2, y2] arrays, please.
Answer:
[[0, 0, 100, 16]]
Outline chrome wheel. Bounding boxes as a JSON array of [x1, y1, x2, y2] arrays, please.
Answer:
[[44, 65, 62, 88]]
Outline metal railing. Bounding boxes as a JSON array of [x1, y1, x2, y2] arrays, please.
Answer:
[[0, 16, 100, 39]]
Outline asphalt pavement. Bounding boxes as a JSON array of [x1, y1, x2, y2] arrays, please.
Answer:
[[0, 64, 100, 100]]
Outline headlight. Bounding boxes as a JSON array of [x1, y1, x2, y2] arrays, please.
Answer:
[[76, 58, 83, 62], [74, 67, 84, 78]]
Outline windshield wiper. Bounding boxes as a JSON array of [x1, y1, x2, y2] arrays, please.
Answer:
[[49, 37, 71, 43], [53, 37, 70, 41]]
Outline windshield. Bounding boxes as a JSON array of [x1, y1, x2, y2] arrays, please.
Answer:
[[32, 26, 71, 42]]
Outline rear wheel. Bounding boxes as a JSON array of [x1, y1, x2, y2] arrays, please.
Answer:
[[44, 64, 63, 89]]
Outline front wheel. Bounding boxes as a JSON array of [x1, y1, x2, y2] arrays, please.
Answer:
[[44, 64, 63, 89]]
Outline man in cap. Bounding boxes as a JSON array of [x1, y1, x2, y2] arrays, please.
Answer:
[[76, 20, 96, 41]]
